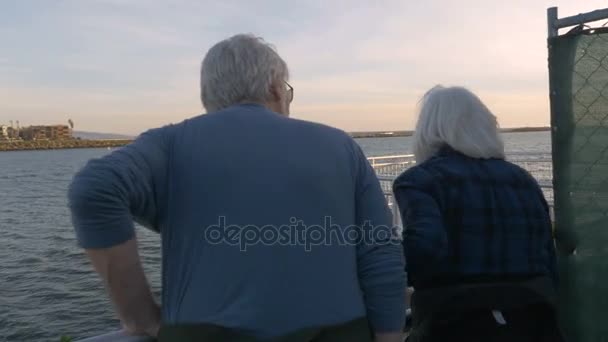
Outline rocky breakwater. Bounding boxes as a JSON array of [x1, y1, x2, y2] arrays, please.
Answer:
[[0, 139, 133, 152]]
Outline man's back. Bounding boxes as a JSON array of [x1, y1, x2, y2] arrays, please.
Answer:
[[69, 104, 405, 338], [164, 103, 381, 336]]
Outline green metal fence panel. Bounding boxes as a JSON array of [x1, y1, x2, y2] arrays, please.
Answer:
[[549, 28, 608, 342]]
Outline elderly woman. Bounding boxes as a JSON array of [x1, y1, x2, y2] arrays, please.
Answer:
[[394, 86, 562, 341]]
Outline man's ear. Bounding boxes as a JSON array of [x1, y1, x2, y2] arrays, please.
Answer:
[[269, 81, 282, 102]]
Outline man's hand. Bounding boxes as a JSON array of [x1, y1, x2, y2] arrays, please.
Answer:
[[122, 302, 161, 337], [86, 238, 161, 338]]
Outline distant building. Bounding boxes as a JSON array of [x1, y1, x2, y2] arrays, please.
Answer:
[[0, 125, 21, 141], [8, 127, 21, 140], [19, 125, 72, 141], [20, 126, 47, 140], [7, 127, 20, 140], [0, 125, 8, 141], [46, 125, 71, 140]]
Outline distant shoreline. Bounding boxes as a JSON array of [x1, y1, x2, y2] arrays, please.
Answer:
[[349, 126, 551, 139], [0, 127, 551, 151], [0, 139, 133, 152]]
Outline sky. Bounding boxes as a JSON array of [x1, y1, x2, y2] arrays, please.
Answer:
[[1, 0, 607, 135]]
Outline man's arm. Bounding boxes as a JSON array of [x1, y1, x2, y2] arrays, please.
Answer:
[[351, 142, 406, 341], [68, 127, 170, 336], [86, 239, 160, 336]]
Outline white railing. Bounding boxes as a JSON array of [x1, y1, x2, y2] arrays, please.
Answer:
[[370, 152, 554, 228], [369, 152, 553, 191], [368, 154, 416, 168]]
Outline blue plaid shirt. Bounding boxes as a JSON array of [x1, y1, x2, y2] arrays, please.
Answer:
[[393, 146, 557, 289]]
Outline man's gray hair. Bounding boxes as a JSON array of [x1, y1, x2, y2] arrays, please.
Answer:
[[200, 34, 289, 113], [413, 85, 505, 163]]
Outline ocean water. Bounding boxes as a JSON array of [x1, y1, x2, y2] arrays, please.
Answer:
[[0, 131, 551, 342], [356, 131, 551, 157]]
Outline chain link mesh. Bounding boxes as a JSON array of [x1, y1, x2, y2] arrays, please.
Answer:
[[560, 26, 608, 221], [549, 20, 608, 342]]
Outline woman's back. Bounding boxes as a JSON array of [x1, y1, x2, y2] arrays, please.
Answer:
[[393, 145, 557, 289], [396, 85, 561, 341]]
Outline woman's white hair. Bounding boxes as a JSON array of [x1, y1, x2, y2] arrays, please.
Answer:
[[200, 34, 289, 112], [413, 85, 505, 163]]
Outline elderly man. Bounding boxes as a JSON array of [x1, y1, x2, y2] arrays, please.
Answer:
[[68, 34, 405, 342]]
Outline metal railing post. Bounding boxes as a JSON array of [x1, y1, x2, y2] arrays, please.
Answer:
[[548, 7, 559, 38], [548, 6, 608, 36]]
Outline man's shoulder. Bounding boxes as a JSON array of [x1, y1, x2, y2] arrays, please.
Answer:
[[185, 105, 352, 139], [285, 115, 350, 139]]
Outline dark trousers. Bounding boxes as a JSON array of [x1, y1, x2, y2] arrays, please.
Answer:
[[407, 303, 564, 342], [407, 276, 565, 342], [158, 317, 372, 342]]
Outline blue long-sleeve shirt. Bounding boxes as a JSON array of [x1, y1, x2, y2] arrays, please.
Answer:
[[393, 146, 557, 289], [68, 103, 405, 337]]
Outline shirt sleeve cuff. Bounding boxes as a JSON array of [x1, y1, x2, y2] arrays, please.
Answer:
[[74, 216, 136, 249]]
